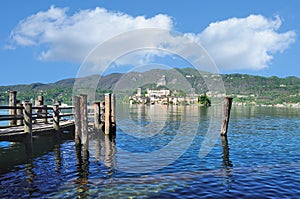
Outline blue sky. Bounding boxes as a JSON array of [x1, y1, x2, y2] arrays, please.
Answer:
[[0, 0, 299, 85]]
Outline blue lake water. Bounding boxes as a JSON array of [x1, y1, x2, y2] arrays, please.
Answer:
[[0, 105, 300, 198]]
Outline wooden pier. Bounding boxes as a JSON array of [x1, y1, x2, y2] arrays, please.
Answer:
[[0, 91, 117, 143], [0, 121, 74, 142]]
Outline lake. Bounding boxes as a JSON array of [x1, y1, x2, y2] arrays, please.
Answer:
[[0, 105, 299, 198], [0, 101, 8, 126]]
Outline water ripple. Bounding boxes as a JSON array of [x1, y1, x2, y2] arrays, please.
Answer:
[[0, 106, 300, 198]]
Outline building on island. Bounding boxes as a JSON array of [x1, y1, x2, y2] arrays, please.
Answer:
[[128, 74, 210, 105]]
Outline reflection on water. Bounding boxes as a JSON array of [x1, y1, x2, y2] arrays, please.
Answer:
[[221, 136, 233, 192], [0, 105, 300, 198]]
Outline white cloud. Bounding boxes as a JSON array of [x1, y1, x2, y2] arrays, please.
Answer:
[[187, 15, 296, 70], [10, 6, 173, 62], [9, 7, 296, 72]]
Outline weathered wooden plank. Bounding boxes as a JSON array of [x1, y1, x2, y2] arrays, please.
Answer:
[[94, 102, 100, 128], [73, 96, 81, 145], [80, 95, 88, 148], [58, 106, 74, 110], [9, 91, 17, 126], [17, 103, 24, 125], [0, 116, 23, 121], [0, 106, 23, 109], [42, 105, 48, 124], [53, 104, 60, 131], [0, 121, 75, 141], [104, 93, 111, 135], [24, 102, 32, 134]]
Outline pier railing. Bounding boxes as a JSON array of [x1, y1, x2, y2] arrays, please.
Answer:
[[0, 103, 74, 132], [1, 91, 116, 140]]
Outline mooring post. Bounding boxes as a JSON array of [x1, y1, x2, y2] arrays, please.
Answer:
[[35, 96, 44, 106], [42, 105, 48, 124], [35, 96, 44, 118], [80, 95, 88, 148], [73, 96, 81, 145], [17, 103, 24, 125], [100, 101, 105, 124], [111, 93, 116, 125], [38, 95, 44, 105], [221, 97, 233, 136], [94, 102, 100, 128], [53, 104, 60, 131], [104, 93, 112, 135], [24, 102, 32, 135], [9, 91, 17, 126]]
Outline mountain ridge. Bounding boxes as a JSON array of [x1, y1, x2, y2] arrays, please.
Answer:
[[0, 68, 299, 105]]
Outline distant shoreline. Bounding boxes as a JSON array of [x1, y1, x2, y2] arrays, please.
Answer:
[[233, 102, 300, 109]]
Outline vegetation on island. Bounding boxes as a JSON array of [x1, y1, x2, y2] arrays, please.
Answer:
[[198, 93, 211, 106]]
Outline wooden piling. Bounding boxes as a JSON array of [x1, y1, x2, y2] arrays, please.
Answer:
[[80, 95, 88, 148], [42, 105, 48, 124], [100, 101, 105, 123], [9, 91, 17, 126], [24, 102, 32, 134], [35, 96, 44, 118], [17, 103, 24, 125], [104, 93, 112, 135], [94, 102, 100, 128], [53, 104, 60, 131], [221, 97, 233, 136], [73, 96, 81, 145], [111, 94, 116, 125], [37, 95, 44, 105]]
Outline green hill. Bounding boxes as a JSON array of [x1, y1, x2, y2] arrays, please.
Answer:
[[0, 68, 299, 105]]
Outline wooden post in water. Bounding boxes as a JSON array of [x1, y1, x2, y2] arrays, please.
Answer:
[[9, 91, 17, 126], [111, 93, 116, 126], [53, 104, 60, 131], [37, 95, 44, 105], [221, 97, 233, 136], [24, 102, 32, 135], [35, 96, 44, 118], [42, 105, 48, 124], [104, 93, 112, 135], [17, 103, 24, 125], [94, 102, 100, 128], [100, 101, 105, 123], [73, 96, 81, 145], [80, 95, 88, 148], [99, 101, 105, 131]]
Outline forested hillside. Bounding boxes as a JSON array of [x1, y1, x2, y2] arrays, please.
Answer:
[[0, 68, 299, 105]]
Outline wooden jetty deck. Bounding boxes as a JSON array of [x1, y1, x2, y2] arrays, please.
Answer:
[[0, 91, 117, 144], [0, 121, 75, 141]]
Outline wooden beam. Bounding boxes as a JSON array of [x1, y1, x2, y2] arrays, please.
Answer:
[[9, 91, 17, 126], [16, 103, 23, 125], [104, 93, 112, 135], [24, 102, 32, 135], [94, 102, 100, 128], [80, 95, 88, 148], [53, 104, 60, 131], [73, 96, 81, 145]]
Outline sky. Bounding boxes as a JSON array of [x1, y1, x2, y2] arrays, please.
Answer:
[[0, 0, 300, 85]]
